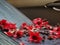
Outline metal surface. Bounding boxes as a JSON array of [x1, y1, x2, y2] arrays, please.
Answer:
[[0, 31, 19, 45]]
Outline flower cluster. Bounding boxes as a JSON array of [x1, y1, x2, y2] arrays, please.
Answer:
[[0, 18, 60, 45]]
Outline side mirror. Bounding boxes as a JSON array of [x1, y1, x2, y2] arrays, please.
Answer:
[[45, 1, 60, 11]]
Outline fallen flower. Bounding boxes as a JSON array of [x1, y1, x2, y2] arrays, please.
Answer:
[[19, 42, 24, 45], [14, 30, 24, 38], [0, 19, 7, 25], [29, 31, 42, 43]]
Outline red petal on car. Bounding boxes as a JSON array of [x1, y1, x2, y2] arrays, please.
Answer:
[[29, 31, 42, 43]]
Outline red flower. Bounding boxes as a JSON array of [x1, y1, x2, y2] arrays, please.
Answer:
[[49, 29, 59, 39], [4, 31, 14, 37], [3, 23, 16, 30], [33, 18, 43, 25], [56, 31, 60, 38], [19, 42, 24, 45], [21, 23, 27, 28], [0, 19, 7, 25], [26, 25, 34, 31], [57, 26, 60, 31], [9, 23, 16, 29], [45, 25, 53, 30], [52, 35, 58, 39], [27, 25, 40, 33], [42, 21, 48, 26], [0, 19, 16, 31], [3, 23, 11, 30], [20, 23, 29, 30], [0, 19, 7, 29], [3, 23, 16, 37], [33, 18, 49, 29], [14, 30, 24, 38], [49, 30, 54, 35], [55, 26, 60, 38], [35, 24, 42, 29], [29, 31, 42, 43]]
